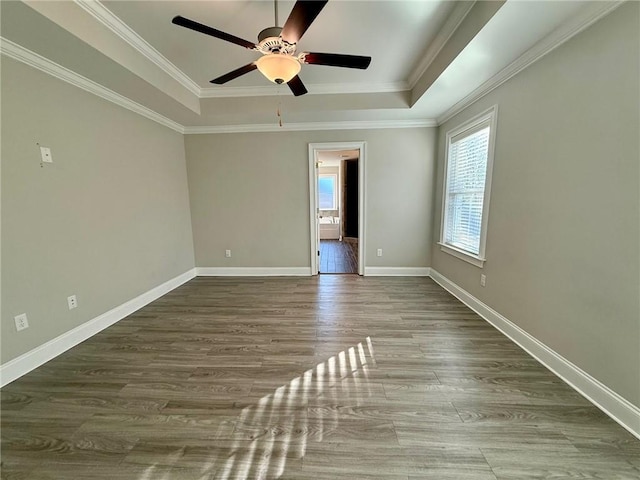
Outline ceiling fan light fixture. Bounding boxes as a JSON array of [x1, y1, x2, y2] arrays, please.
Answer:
[[256, 54, 301, 84]]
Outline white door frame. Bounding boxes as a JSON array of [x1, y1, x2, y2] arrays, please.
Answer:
[[308, 141, 366, 276]]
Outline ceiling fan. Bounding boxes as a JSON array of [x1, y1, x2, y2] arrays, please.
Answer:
[[172, 0, 372, 96]]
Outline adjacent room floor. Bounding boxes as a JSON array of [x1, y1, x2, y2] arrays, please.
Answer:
[[319, 239, 358, 274], [1, 276, 638, 479]]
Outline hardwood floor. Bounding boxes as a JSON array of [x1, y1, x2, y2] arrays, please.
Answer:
[[1, 276, 638, 479], [319, 239, 357, 274]]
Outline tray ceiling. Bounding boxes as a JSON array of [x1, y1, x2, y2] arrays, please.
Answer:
[[0, 1, 621, 131]]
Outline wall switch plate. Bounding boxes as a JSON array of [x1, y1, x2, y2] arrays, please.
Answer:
[[480, 274, 486, 287], [15, 313, 29, 331], [40, 146, 53, 163], [225, 250, 231, 258], [67, 295, 78, 310], [377, 248, 383, 257]]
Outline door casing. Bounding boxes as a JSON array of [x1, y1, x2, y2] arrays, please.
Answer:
[[308, 141, 366, 275]]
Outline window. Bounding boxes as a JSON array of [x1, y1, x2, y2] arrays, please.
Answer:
[[318, 174, 337, 210], [440, 106, 497, 267]]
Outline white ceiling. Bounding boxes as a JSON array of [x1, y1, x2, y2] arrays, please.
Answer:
[[0, 1, 622, 131]]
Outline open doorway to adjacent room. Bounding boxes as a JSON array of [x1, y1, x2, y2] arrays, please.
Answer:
[[309, 142, 365, 275]]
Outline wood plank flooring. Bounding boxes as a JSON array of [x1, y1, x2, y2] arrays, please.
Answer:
[[319, 240, 358, 274], [1, 276, 638, 479]]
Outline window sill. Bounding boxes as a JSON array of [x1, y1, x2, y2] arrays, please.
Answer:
[[438, 243, 485, 268]]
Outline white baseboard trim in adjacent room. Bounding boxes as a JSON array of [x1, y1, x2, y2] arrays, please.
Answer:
[[196, 267, 312, 276], [364, 267, 431, 276], [428, 269, 640, 440], [0, 268, 197, 387]]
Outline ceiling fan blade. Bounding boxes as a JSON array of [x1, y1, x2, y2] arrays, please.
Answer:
[[281, 0, 328, 44], [303, 52, 371, 69], [287, 75, 308, 96], [172, 15, 256, 49], [210, 63, 258, 84]]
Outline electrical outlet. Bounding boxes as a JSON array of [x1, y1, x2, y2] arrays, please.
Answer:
[[225, 249, 232, 258], [67, 295, 78, 310], [14, 313, 29, 331], [377, 248, 383, 257], [39, 146, 53, 163], [480, 274, 486, 287]]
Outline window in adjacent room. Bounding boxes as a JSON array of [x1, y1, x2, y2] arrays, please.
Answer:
[[318, 174, 337, 210], [440, 105, 497, 267]]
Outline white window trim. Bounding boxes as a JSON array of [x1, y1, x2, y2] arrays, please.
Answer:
[[438, 242, 486, 267], [318, 173, 338, 211], [440, 105, 498, 268]]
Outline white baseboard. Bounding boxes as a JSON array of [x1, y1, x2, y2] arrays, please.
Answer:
[[0, 268, 197, 387], [196, 267, 311, 276], [365, 267, 431, 276], [429, 269, 640, 440]]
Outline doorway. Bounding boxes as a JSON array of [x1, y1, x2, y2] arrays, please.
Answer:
[[308, 142, 366, 275]]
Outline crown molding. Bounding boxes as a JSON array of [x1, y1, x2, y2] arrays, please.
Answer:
[[184, 119, 437, 134], [0, 37, 184, 133], [74, 0, 201, 97], [407, 1, 476, 89], [200, 81, 410, 98], [0, 38, 434, 135], [436, 0, 625, 125], [4, 0, 621, 138]]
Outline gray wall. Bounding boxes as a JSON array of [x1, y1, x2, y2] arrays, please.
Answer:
[[1, 58, 195, 363], [185, 128, 436, 269], [431, 3, 639, 407]]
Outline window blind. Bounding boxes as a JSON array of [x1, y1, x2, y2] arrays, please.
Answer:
[[444, 125, 490, 255]]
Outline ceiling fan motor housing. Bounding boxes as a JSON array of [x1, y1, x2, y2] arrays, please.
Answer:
[[256, 26, 297, 55], [258, 26, 282, 43]]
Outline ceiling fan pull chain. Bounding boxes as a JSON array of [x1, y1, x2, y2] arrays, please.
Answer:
[[276, 84, 283, 127]]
